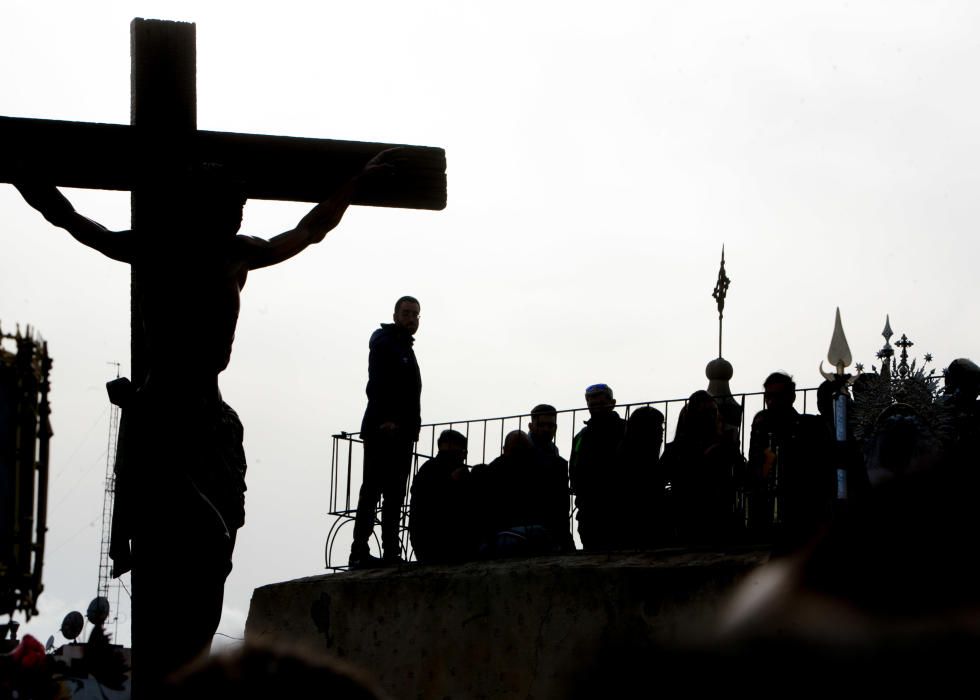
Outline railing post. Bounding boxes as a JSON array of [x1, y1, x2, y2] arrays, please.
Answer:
[[345, 439, 354, 512]]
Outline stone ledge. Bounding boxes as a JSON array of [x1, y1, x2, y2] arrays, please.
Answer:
[[246, 547, 769, 699]]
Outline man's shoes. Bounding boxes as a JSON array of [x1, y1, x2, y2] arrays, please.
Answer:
[[382, 553, 406, 567], [348, 551, 407, 570], [348, 553, 384, 571]]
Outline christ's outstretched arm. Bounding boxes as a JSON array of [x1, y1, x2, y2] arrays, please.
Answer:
[[240, 148, 401, 271], [14, 184, 134, 263]]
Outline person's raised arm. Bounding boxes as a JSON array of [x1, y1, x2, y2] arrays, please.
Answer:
[[240, 148, 401, 271], [15, 184, 134, 263]]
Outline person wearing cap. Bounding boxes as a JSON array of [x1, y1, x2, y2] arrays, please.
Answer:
[[569, 383, 628, 550]]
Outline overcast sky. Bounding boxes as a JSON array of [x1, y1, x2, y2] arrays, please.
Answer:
[[3, 0, 978, 648]]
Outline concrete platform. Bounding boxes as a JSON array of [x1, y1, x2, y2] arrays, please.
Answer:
[[245, 548, 769, 699]]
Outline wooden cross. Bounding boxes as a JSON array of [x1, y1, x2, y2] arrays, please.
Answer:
[[0, 18, 446, 383]]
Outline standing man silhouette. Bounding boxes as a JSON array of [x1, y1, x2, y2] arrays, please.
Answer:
[[350, 296, 422, 568]]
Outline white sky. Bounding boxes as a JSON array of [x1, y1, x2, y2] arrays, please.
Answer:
[[3, 0, 979, 649]]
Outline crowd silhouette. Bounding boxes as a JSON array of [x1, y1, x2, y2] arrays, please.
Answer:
[[386, 357, 980, 566]]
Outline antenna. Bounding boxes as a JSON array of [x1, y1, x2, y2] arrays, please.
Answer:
[[95, 362, 123, 638]]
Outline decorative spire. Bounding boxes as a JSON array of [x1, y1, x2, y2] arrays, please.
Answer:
[[705, 246, 739, 428], [876, 315, 895, 379], [827, 307, 852, 376], [712, 245, 730, 358]]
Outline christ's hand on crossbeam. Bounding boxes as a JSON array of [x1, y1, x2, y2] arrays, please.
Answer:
[[358, 147, 404, 182], [242, 148, 402, 271], [297, 147, 401, 243], [14, 183, 134, 263]]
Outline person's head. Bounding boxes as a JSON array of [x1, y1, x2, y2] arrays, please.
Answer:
[[944, 358, 980, 406], [502, 430, 533, 457], [685, 390, 720, 437], [185, 167, 247, 239], [393, 296, 420, 335], [585, 383, 616, 417], [763, 372, 796, 413], [816, 380, 836, 418], [528, 404, 558, 444], [437, 429, 467, 464], [626, 405, 665, 452]]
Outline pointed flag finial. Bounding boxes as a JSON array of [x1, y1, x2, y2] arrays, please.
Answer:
[[827, 307, 852, 375], [712, 245, 731, 358]]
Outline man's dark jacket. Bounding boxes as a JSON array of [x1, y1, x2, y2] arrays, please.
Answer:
[[409, 455, 477, 563], [474, 450, 573, 552], [569, 410, 628, 519], [360, 323, 422, 440]]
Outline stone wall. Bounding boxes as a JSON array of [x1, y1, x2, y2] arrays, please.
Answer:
[[246, 548, 768, 700]]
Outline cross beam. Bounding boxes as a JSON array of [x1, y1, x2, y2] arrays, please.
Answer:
[[0, 19, 446, 209], [0, 116, 447, 210]]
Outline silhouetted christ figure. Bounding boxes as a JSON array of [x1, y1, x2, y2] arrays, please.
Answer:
[[14, 151, 393, 681], [16, 154, 394, 386], [2, 19, 446, 692]]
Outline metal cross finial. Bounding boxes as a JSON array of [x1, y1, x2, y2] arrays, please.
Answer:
[[895, 334, 914, 353], [895, 333, 914, 378], [712, 245, 730, 357]]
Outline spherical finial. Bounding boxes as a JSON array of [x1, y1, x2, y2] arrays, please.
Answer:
[[706, 356, 734, 382]]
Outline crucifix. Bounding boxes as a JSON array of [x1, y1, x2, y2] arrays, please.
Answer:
[[2, 17, 446, 384], [1, 17, 446, 687]]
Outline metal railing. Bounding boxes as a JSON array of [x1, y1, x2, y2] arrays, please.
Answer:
[[325, 387, 821, 569]]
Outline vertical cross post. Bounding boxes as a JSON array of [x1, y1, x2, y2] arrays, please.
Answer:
[[130, 19, 196, 385]]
